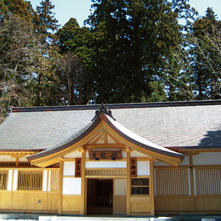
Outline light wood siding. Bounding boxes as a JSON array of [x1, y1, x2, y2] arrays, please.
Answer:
[[155, 167, 191, 213], [113, 195, 126, 214], [155, 168, 189, 195], [62, 195, 81, 214], [195, 168, 221, 195], [155, 166, 221, 214], [130, 195, 151, 215]]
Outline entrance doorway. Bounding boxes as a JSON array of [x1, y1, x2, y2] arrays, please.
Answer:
[[87, 179, 113, 214]]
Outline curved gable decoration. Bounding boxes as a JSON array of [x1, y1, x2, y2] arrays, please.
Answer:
[[27, 106, 184, 167]]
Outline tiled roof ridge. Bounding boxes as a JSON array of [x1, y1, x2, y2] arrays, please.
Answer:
[[11, 99, 221, 113]]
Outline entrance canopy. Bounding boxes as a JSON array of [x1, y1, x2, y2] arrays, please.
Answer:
[[28, 105, 184, 167]]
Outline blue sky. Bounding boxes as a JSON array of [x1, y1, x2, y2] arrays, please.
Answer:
[[30, 0, 221, 27]]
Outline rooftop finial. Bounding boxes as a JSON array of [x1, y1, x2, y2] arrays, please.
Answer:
[[92, 103, 116, 121]]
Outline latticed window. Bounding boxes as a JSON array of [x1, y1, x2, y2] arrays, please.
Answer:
[[18, 171, 42, 190], [0, 162, 16, 167], [0, 171, 8, 190], [50, 170, 59, 191], [155, 168, 189, 195], [131, 178, 149, 194], [195, 168, 221, 195]]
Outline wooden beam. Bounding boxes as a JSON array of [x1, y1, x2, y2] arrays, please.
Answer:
[[10, 154, 26, 158], [126, 147, 131, 215], [85, 143, 126, 150], [80, 149, 86, 215], [58, 161, 63, 214], [189, 155, 195, 212], [16, 158, 19, 167], [150, 160, 155, 216], [84, 178, 87, 215]]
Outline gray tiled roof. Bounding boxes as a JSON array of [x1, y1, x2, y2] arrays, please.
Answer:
[[0, 101, 221, 150]]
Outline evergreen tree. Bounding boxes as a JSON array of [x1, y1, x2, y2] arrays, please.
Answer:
[[3, 0, 34, 22], [34, 0, 59, 44], [0, 0, 9, 18], [32, 0, 60, 105], [55, 18, 94, 104], [86, 0, 186, 103], [190, 8, 221, 99]]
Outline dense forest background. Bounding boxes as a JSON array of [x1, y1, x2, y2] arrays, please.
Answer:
[[0, 0, 221, 122]]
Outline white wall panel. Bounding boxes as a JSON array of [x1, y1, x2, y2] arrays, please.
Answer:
[[114, 179, 126, 195], [154, 161, 168, 166], [154, 155, 189, 166], [193, 168, 197, 196], [43, 170, 47, 191], [7, 170, 13, 191], [193, 152, 221, 165], [188, 169, 191, 196], [180, 156, 189, 166], [0, 156, 15, 162], [48, 170, 51, 191], [131, 151, 149, 157], [137, 161, 150, 176], [86, 161, 126, 168], [63, 162, 75, 176], [65, 151, 82, 158], [19, 157, 28, 162], [13, 170, 17, 191], [63, 178, 81, 195], [122, 151, 126, 158]]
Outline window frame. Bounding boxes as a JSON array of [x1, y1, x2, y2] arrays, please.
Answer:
[[0, 170, 8, 190], [131, 177, 149, 195], [17, 171, 43, 191]]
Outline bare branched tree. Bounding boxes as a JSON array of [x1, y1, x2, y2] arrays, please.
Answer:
[[55, 52, 85, 105], [0, 14, 45, 122]]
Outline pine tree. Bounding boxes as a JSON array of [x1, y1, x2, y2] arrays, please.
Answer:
[[3, 0, 34, 22], [55, 18, 94, 104], [34, 0, 59, 44], [86, 0, 185, 103], [32, 0, 60, 105]]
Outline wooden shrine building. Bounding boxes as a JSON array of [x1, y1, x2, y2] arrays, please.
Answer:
[[0, 101, 220, 215]]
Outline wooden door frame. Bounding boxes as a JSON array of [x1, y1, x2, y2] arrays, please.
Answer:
[[86, 178, 114, 215]]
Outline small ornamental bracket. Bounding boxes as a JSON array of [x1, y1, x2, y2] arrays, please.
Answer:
[[91, 103, 116, 121]]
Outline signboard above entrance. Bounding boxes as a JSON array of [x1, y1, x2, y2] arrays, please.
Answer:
[[89, 150, 122, 160]]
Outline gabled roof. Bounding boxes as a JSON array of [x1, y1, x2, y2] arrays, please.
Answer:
[[0, 100, 221, 152], [27, 112, 184, 167]]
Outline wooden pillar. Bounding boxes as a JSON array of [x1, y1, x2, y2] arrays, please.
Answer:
[[58, 161, 64, 214], [80, 149, 86, 215], [189, 155, 195, 212], [150, 160, 155, 216], [126, 148, 131, 215], [16, 158, 19, 167]]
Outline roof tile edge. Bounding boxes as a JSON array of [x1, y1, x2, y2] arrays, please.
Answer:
[[11, 100, 221, 113]]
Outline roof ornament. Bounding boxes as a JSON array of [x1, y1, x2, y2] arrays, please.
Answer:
[[91, 103, 116, 121]]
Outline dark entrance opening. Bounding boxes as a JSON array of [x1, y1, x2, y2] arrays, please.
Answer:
[[87, 179, 113, 215]]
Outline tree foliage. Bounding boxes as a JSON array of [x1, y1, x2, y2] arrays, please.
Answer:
[[0, 0, 221, 122], [190, 8, 221, 99], [86, 0, 190, 103], [0, 13, 42, 120]]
